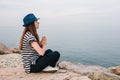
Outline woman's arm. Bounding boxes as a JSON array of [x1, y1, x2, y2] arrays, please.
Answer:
[[31, 42, 46, 56]]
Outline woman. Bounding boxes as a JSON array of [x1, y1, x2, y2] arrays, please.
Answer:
[[19, 13, 60, 73]]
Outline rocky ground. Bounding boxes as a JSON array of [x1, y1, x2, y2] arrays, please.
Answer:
[[0, 42, 120, 80], [0, 53, 120, 80]]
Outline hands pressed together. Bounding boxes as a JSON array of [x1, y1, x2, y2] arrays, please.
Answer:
[[40, 36, 47, 48]]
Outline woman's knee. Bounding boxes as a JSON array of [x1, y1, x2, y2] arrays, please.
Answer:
[[45, 49, 53, 54], [53, 51, 60, 59], [45, 51, 60, 60]]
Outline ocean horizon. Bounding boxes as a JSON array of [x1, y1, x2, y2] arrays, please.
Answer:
[[0, 24, 120, 67]]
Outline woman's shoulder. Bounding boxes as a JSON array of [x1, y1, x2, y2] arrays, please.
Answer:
[[25, 31, 31, 35], [25, 31, 33, 37], [24, 31, 37, 42], [24, 31, 36, 39]]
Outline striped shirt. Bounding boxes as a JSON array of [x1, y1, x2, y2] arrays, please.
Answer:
[[21, 31, 39, 73]]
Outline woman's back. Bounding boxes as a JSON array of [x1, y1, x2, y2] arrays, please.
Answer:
[[22, 31, 39, 73]]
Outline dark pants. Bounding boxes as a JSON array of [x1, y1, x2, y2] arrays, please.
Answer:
[[30, 49, 60, 73]]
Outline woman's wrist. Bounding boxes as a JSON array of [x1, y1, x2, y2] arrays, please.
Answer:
[[43, 45, 46, 49], [40, 43, 46, 48]]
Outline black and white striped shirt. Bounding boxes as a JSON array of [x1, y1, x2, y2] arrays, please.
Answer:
[[21, 31, 39, 73]]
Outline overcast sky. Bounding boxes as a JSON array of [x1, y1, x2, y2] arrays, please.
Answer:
[[0, 0, 120, 28]]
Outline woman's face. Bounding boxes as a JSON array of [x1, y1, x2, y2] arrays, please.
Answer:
[[34, 20, 40, 29]]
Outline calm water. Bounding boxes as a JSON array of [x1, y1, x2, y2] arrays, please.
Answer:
[[0, 25, 120, 68]]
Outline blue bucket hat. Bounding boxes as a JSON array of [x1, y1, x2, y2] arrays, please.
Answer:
[[23, 13, 39, 27]]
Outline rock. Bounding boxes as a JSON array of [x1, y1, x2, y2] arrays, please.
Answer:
[[58, 61, 109, 75], [9, 48, 21, 53], [70, 76, 91, 80], [0, 42, 12, 54], [0, 65, 91, 80], [0, 53, 120, 80], [58, 61, 83, 74], [88, 71, 120, 80], [0, 53, 22, 68], [109, 66, 120, 75]]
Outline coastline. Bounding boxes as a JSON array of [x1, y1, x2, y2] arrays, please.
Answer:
[[0, 53, 120, 80], [0, 42, 120, 80]]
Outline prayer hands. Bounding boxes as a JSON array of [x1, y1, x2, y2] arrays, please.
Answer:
[[40, 36, 47, 47]]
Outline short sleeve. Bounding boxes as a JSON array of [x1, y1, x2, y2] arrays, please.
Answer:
[[28, 35, 37, 44], [25, 32, 37, 44]]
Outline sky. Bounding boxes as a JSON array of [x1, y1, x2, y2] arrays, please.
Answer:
[[0, 0, 120, 29]]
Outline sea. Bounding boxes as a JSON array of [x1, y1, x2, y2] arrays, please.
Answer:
[[0, 15, 120, 67]]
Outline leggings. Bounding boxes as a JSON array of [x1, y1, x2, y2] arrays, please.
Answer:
[[30, 49, 60, 73]]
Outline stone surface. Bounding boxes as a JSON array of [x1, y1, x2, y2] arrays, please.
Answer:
[[89, 71, 120, 80], [0, 67, 91, 80], [0, 53, 92, 80], [109, 66, 120, 75], [58, 61, 109, 75], [9, 48, 21, 53], [0, 53, 23, 68], [0, 53, 120, 80], [0, 42, 11, 54], [70, 76, 91, 80]]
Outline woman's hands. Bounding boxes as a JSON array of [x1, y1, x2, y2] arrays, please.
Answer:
[[40, 36, 47, 47], [31, 36, 47, 56]]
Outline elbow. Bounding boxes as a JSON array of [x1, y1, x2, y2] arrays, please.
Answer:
[[38, 51, 45, 56], [40, 53, 44, 56]]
